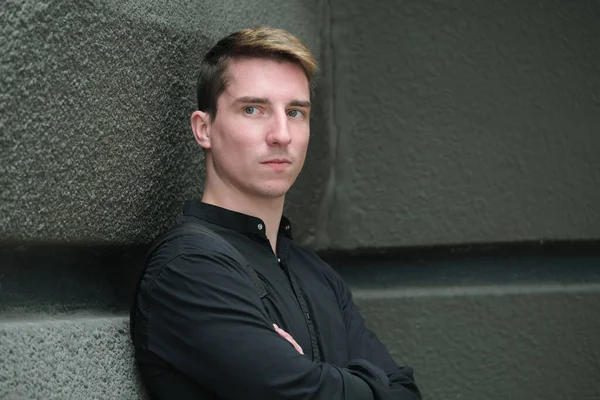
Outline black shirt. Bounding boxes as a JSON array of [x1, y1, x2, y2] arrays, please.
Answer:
[[131, 200, 421, 399]]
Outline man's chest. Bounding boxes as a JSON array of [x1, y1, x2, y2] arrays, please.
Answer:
[[253, 253, 350, 366]]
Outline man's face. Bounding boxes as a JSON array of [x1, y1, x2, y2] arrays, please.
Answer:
[[202, 57, 311, 200]]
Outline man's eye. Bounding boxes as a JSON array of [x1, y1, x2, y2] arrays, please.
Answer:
[[244, 106, 259, 115], [287, 110, 304, 118]]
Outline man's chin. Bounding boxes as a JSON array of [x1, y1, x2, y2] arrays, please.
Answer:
[[258, 190, 289, 199], [255, 184, 292, 199]]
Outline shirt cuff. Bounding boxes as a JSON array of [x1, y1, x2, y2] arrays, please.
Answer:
[[345, 359, 390, 398]]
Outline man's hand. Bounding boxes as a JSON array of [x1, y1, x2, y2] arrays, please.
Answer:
[[273, 324, 304, 355]]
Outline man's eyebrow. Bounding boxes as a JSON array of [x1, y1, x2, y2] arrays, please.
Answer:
[[233, 97, 311, 108], [233, 96, 270, 105], [289, 100, 311, 108]]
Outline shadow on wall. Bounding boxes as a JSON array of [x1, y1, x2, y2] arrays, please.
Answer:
[[3, 238, 600, 320], [0, 242, 147, 318]]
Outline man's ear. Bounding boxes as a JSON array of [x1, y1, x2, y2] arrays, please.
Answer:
[[191, 110, 211, 149]]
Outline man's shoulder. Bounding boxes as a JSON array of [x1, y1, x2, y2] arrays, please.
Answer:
[[147, 218, 239, 268], [289, 242, 343, 281]]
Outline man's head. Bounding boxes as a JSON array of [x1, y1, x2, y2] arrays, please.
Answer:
[[196, 27, 317, 122], [191, 28, 318, 203]]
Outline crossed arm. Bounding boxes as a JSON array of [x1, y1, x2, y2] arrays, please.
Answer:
[[137, 247, 420, 399], [330, 264, 421, 398]]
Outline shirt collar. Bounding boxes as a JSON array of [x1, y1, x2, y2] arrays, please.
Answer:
[[183, 200, 294, 239]]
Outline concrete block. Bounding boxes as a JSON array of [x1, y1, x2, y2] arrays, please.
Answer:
[[2, 279, 599, 399], [0, 316, 147, 400], [326, 0, 600, 249], [0, 0, 326, 246], [355, 283, 600, 400]]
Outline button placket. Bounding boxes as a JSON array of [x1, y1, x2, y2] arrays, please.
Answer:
[[280, 254, 321, 362]]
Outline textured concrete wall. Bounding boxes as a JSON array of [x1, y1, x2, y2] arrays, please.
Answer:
[[324, 0, 600, 250], [3, 277, 599, 399], [355, 283, 600, 400], [2, 0, 599, 250], [1, 316, 146, 400], [0, 0, 327, 245]]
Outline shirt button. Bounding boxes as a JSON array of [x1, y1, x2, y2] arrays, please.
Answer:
[[285, 225, 290, 230], [257, 223, 263, 230], [277, 258, 281, 263]]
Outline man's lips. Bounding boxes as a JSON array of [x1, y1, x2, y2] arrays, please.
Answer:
[[261, 158, 291, 164], [261, 158, 292, 171]]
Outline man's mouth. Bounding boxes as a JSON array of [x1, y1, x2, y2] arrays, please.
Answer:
[[262, 158, 291, 163]]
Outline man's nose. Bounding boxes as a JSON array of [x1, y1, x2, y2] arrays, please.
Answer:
[[267, 112, 292, 146]]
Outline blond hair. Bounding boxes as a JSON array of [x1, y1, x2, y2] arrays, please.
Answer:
[[196, 27, 318, 120]]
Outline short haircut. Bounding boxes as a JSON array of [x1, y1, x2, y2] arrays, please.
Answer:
[[196, 27, 318, 121]]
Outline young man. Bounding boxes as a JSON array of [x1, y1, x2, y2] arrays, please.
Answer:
[[131, 27, 421, 399]]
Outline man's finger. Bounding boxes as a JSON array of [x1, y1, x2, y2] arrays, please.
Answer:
[[273, 324, 304, 354]]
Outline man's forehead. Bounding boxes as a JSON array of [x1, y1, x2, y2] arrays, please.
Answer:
[[225, 56, 303, 76], [222, 57, 310, 99]]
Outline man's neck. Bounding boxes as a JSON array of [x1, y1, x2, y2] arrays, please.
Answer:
[[202, 188, 284, 254]]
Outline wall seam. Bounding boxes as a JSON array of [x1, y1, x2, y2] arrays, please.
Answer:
[[315, 0, 338, 250]]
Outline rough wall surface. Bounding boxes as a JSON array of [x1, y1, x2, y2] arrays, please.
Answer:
[[0, 316, 146, 400], [2, 281, 599, 400], [2, 0, 598, 249], [354, 284, 600, 400], [325, 0, 600, 250], [0, 0, 327, 246]]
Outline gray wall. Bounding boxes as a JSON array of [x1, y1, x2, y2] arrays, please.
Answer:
[[325, 0, 600, 249], [1, 0, 599, 399], [4, 277, 599, 399], [0, 0, 327, 245], [2, 0, 599, 250]]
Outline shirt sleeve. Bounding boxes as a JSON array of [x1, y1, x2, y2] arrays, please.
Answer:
[[137, 237, 388, 400], [332, 270, 422, 400]]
